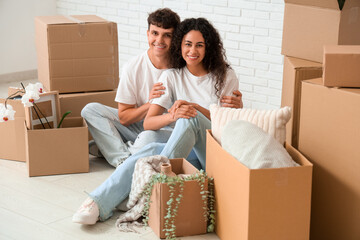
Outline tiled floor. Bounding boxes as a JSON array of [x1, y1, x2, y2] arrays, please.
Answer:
[[0, 80, 220, 240]]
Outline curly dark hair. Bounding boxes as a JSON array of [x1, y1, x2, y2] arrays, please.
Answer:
[[147, 8, 180, 30], [170, 18, 230, 98]]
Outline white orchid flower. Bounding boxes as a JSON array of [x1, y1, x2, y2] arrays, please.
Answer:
[[21, 90, 40, 107], [0, 103, 16, 122], [25, 82, 44, 94]]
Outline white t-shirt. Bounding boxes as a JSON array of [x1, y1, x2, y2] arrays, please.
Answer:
[[115, 51, 165, 107], [152, 67, 239, 110]]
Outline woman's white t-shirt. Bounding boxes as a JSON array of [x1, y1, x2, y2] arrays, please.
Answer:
[[152, 66, 239, 110]]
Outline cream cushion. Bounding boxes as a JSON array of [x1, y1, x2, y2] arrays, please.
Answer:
[[222, 120, 299, 169], [210, 104, 291, 145]]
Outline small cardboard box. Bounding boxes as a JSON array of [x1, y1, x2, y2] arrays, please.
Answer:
[[59, 90, 117, 117], [282, 0, 360, 63], [148, 158, 207, 239], [206, 130, 313, 240], [281, 56, 322, 148], [35, 15, 119, 93], [323, 45, 360, 87], [0, 98, 27, 162], [299, 78, 360, 240], [25, 117, 89, 177]]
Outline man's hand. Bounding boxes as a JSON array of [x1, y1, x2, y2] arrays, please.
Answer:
[[149, 82, 165, 101], [168, 100, 197, 120], [221, 90, 243, 108]]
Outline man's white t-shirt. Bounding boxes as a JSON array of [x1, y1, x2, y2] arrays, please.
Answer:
[[152, 67, 239, 110], [115, 51, 165, 107]]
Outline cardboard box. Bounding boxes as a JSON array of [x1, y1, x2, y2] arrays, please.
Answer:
[[35, 15, 119, 93], [206, 130, 313, 240], [323, 45, 360, 87], [281, 56, 322, 148], [298, 78, 360, 240], [25, 117, 89, 177], [59, 90, 117, 117], [0, 98, 26, 162], [148, 158, 207, 238], [282, 0, 360, 63]]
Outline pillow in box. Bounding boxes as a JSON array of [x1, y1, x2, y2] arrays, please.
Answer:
[[222, 120, 299, 169], [209, 104, 291, 145]]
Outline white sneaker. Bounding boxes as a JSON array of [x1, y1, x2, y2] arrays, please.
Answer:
[[72, 198, 100, 225]]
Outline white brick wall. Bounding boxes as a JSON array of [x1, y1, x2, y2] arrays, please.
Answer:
[[57, 0, 284, 109]]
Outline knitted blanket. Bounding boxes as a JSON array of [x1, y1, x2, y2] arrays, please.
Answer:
[[115, 155, 170, 232]]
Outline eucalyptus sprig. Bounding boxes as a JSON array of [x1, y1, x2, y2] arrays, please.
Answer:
[[142, 169, 216, 240]]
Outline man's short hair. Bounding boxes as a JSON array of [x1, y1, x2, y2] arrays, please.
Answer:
[[147, 8, 180, 30]]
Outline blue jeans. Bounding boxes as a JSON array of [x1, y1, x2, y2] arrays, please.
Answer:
[[81, 103, 172, 167], [89, 112, 210, 221]]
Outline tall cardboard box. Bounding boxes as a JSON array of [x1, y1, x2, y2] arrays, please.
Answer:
[[206, 130, 313, 240], [323, 45, 360, 87], [298, 78, 360, 240], [281, 56, 322, 148], [59, 90, 117, 117], [148, 158, 207, 239], [25, 117, 89, 177], [0, 99, 26, 162], [35, 15, 119, 93], [282, 0, 360, 63]]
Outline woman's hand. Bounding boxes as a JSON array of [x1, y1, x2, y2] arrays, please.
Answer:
[[168, 100, 197, 120], [148, 82, 165, 101], [220, 90, 243, 108]]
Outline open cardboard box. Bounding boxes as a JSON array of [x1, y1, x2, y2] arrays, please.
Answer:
[[24, 117, 89, 177], [323, 45, 360, 87], [299, 78, 360, 239], [281, 56, 322, 148], [148, 158, 207, 239], [282, 0, 360, 63], [0, 96, 27, 162], [206, 130, 313, 240], [35, 15, 119, 93], [23, 91, 89, 176]]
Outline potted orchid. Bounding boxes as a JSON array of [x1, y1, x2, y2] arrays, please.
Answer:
[[0, 82, 70, 128]]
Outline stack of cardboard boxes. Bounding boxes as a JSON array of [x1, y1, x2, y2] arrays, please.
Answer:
[[0, 15, 119, 177], [281, 1, 360, 239]]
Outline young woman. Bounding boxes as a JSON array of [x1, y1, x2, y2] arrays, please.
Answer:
[[73, 18, 241, 225]]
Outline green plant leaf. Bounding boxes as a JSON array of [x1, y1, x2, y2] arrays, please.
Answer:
[[57, 111, 72, 128]]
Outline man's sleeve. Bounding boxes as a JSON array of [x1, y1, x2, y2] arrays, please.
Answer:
[[115, 63, 137, 104]]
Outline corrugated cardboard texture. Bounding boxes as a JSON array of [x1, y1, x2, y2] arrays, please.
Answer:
[[323, 45, 360, 87], [148, 158, 207, 238], [0, 98, 27, 162], [59, 90, 117, 117], [206, 130, 313, 240], [281, 56, 322, 148], [35, 15, 119, 93], [25, 117, 89, 177], [282, 0, 360, 63], [299, 79, 360, 240]]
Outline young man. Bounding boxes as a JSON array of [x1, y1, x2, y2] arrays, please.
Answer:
[[81, 8, 180, 167], [82, 8, 243, 168]]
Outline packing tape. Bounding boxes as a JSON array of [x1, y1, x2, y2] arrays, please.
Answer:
[[65, 15, 86, 37]]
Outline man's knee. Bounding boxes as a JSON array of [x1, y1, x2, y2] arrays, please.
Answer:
[[81, 103, 103, 118]]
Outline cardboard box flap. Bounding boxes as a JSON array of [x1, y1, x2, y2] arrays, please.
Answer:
[[284, 0, 339, 10], [305, 78, 360, 95], [35, 15, 108, 25], [288, 56, 323, 69], [324, 44, 360, 54]]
